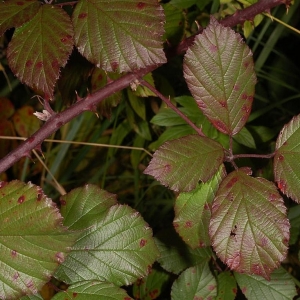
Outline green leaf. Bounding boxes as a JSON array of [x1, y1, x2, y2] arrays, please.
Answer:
[[133, 73, 157, 97], [288, 205, 300, 245], [274, 114, 300, 203], [171, 262, 217, 300], [162, 3, 185, 45], [234, 267, 297, 300], [183, 17, 256, 135], [12, 106, 40, 137], [144, 134, 224, 192], [216, 271, 237, 300], [0, 180, 78, 299], [155, 228, 212, 275], [133, 266, 171, 300], [7, 5, 74, 99], [72, 0, 166, 72], [55, 185, 159, 286], [21, 293, 44, 300], [0, 0, 40, 36], [52, 281, 133, 300], [233, 127, 256, 148], [173, 164, 226, 248], [209, 169, 290, 280]]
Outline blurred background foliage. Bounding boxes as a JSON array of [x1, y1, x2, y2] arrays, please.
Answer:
[[0, 1, 300, 296]]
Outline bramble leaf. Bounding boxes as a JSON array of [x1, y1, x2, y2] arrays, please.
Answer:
[[144, 134, 224, 192], [274, 114, 300, 203], [183, 17, 256, 135], [209, 169, 290, 280], [52, 281, 133, 300], [0, 181, 78, 299], [72, 0, 166, 73], [234, 267, 297, 299], [7, 5, 74, 99], [171, 262, 217, 300], [216, 271, 237, 300], [0, 0, 40, 36], [173, 164, 226, 248], [55, 185, 159, 286]]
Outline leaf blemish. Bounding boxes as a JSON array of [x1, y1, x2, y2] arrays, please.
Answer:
[[278, 154, 284, 161], [111, 61, 119, 71], [140, 239, 147, 247], [220, 101, 227, 108], [233, 84, 239, 91], [26, 60, 33, 67], [210, 45, 217, 52], [55, 252, 64, 263], [185, 221, 192, 227], [72, 293, 78, 298], [17, 1, 24, 5], [13, 272, 19, 280], [137, 2, 146, 9], [78, 13, 88, 19], [36, 61, 43, 69], [226, 177, 238, 188], [60, 199, 66, 206], [18, 195, 25, 204], [11, 250, 17, 257]]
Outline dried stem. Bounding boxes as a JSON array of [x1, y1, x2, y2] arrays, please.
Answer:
[[0, 0, 289, 174]]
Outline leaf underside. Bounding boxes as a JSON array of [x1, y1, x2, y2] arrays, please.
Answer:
[[144, 134, 224, 192], [184, 17, 256, 135], [274, 114, 300, 203], [209, 169, 290, 280], [173, 164, 226, 248], [55, 185, 159, 286], [7, 5, 74, 99], [72, 0, 166, 72], [0, 0, 40, 36], [0, 181, 77, 299]]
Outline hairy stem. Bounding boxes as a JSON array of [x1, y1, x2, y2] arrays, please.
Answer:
[[139, 79, 205, 137], [0, 0, 289, 174]]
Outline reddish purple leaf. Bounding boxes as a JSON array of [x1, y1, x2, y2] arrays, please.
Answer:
[[7, 5, 74, 99], [209, 168, 289, 280], [144, 134, 224, 192], [0, 0, 40, 36], [72, 0, 166, 72], [183, 17, 256, 135]]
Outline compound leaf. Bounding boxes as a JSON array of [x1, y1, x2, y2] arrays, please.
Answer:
[[234, 267, 297, 300], [7, 5, 74, 99], [52, 281, 133, 300], [55, 185, 159, 286], [0, 0, 40, 36], [173, 164, 226, 248], [72, 0, 166, 73], [0, 181, 78, 299], [184, 17, 256, 135], [144, 134, 224, 192], [171, 262, 217, 300], [209, 169, 290, 280], [274, 114, 300, 203]]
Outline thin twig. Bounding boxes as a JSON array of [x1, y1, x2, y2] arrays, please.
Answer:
[[139, 79, 205, 137], [233, 152, 275, 159]]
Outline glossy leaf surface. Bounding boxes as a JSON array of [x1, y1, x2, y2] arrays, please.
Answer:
[[55, 185, 159, 286], [52, 281, 133, 300], [274, 114, 300, 203], [234, 267, 297, 299], [0, 0, 40, 36], [155, 228, 212, 275], [173, 164, 226, 248], [7, 5, 74, 99], [209, 169, 289, 279], [0, 181, 77, 299], [144, 134, 224, 192], [184, 17, 256, 135], [171, 262, 217, 300], [72, 0, 166, 72]]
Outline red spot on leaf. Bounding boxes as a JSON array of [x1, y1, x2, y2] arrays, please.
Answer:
[[226, 177, 238, 188], [251, 263, 262, 275], [244, 61, 250, 68], [124, 297, 132, 300], [234, 84, 240, 91], [277, 180, 286, 193], [97, 74, 103, 81], [111, 61, 119, 71], [60, 199, 66, 206], [72, 293, 78, 298], [18, 195, 25, 204], [208, 285, 215, 291], [78, 12, 87, 19], [242, 287, 247, 293], [61, 35, 72, 43], [268, 193, 278, 202], [210, 45, 217, 52], [26, 280, 34, 289], [26, 60, 33, 67], [13, 272, 19, 280], [173, 222, 179, 228], [197, 102, 206, 109], [232, 288, 237, 294], [220, 101, 227, 108], [52, 60, 59, 70], [11, 250, 17, 257], [185, 221, 192, 227], [204, 203, 210, 210], [241, 93, 248, 100], [55, 252, 64, 263], [140, 239, 147, 247], [0, 182, 8, 189], [137, 2, 146, 9], [260, 237, 268, 246], [17, 1, 24, 5], [211, 119, 228, 133], [164, 164, 171, 173], [278, 154, 284, 161], [199, 241, 205, 247], [37, 193, 42, 201], [149, 289, 159, 298], [36, 61, 43, 69], [226, 252, 240, 269]]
